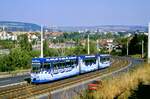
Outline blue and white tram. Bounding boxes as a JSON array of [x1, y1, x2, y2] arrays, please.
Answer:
[[31, 54, 111, 83]]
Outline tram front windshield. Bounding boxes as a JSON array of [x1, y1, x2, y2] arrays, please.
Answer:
[[32, 62, 41, 73]]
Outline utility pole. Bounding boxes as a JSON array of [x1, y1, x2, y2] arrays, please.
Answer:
[[127, 41, 129, 56], [148, 23, 150, 63], [96, 40, 99, 52], [40, 25, 44, 58], [142, 40, 144, 58], [88, 34, 90, 55], [109, 44, 111, 55]]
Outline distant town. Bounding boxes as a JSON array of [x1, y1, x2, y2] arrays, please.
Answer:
[[0, 21, 148, 56]]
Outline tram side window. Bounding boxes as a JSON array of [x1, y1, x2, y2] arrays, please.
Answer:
[[100, 58, 105, 63], [62, 62, 65, 68], [84, 58, 96, 66], [107, 57, 110, 61], [105, 57, 110, 61], [53, 62, 66, 70], [43, 63, 51, 70], [90, 58, 96, 64], [101, 57, 109, 63], [32, 63, 41, 72], [70, 60, 77, 67], [66, 60, 71, 67], [84, 59, 88, 66], [66, 62, 71, 67], [59, 62, 65, 69], [53, 63, 59, 70], [84, 59, 90, 66]]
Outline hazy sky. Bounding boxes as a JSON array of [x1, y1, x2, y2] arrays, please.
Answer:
[[0, 0, 149, 26]]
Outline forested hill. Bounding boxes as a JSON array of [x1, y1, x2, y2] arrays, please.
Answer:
[[0, 21, 41, 32]]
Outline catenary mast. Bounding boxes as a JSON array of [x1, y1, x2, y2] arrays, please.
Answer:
[[41, 25, 43, 58]]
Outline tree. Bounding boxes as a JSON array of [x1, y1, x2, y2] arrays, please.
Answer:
[[0, 48, 31, 72], [106, 32, 113, 38], [89, 41, 97, 54], [43, 40, 49, 57], [73, 45, 86, 55], [43, 40, 58, 57], [115, 37, 128, 56], [63, 32, 69, 39], [128, 34, 148, 56], [19, 34, 32, 51], [84, 40, 97, 55], [0, 55, 14, 72], [30, 50, 40, 57], [0, 40, 15, 49], [9, 48, 31, 69], [129, 34, 139, 54]]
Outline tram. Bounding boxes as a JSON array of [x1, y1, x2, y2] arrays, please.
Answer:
[[31, 54, 111, 83]]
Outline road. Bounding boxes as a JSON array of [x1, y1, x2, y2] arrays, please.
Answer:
[[0, 74, 29, 87]]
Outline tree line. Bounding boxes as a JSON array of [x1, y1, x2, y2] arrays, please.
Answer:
[[0, 33, 148, 72]]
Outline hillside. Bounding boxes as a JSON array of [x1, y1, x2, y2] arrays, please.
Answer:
[[0, 21, 41, 32]]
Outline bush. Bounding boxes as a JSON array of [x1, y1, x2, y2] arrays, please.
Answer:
[[0, 48, 31, 72]]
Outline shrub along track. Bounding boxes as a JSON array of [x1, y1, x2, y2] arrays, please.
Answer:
[[0, 57, 130, 99]]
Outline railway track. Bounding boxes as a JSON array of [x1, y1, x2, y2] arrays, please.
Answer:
[[0, 57, 130, 99]]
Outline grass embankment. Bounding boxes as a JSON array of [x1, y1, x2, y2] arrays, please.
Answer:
[[78, 63, 150, 99]]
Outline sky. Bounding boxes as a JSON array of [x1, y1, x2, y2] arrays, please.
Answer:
[[0, 0, 149, 26]]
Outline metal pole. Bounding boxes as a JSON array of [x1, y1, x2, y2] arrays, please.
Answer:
[[148, 23, 150, 63], [96, 40, 99, 52], [127, 41, 128, 56], [41, 25, 43, 58], [142, 40, 144, 58], [109, 44, 111, 55], [88, 34, 90, 55]]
